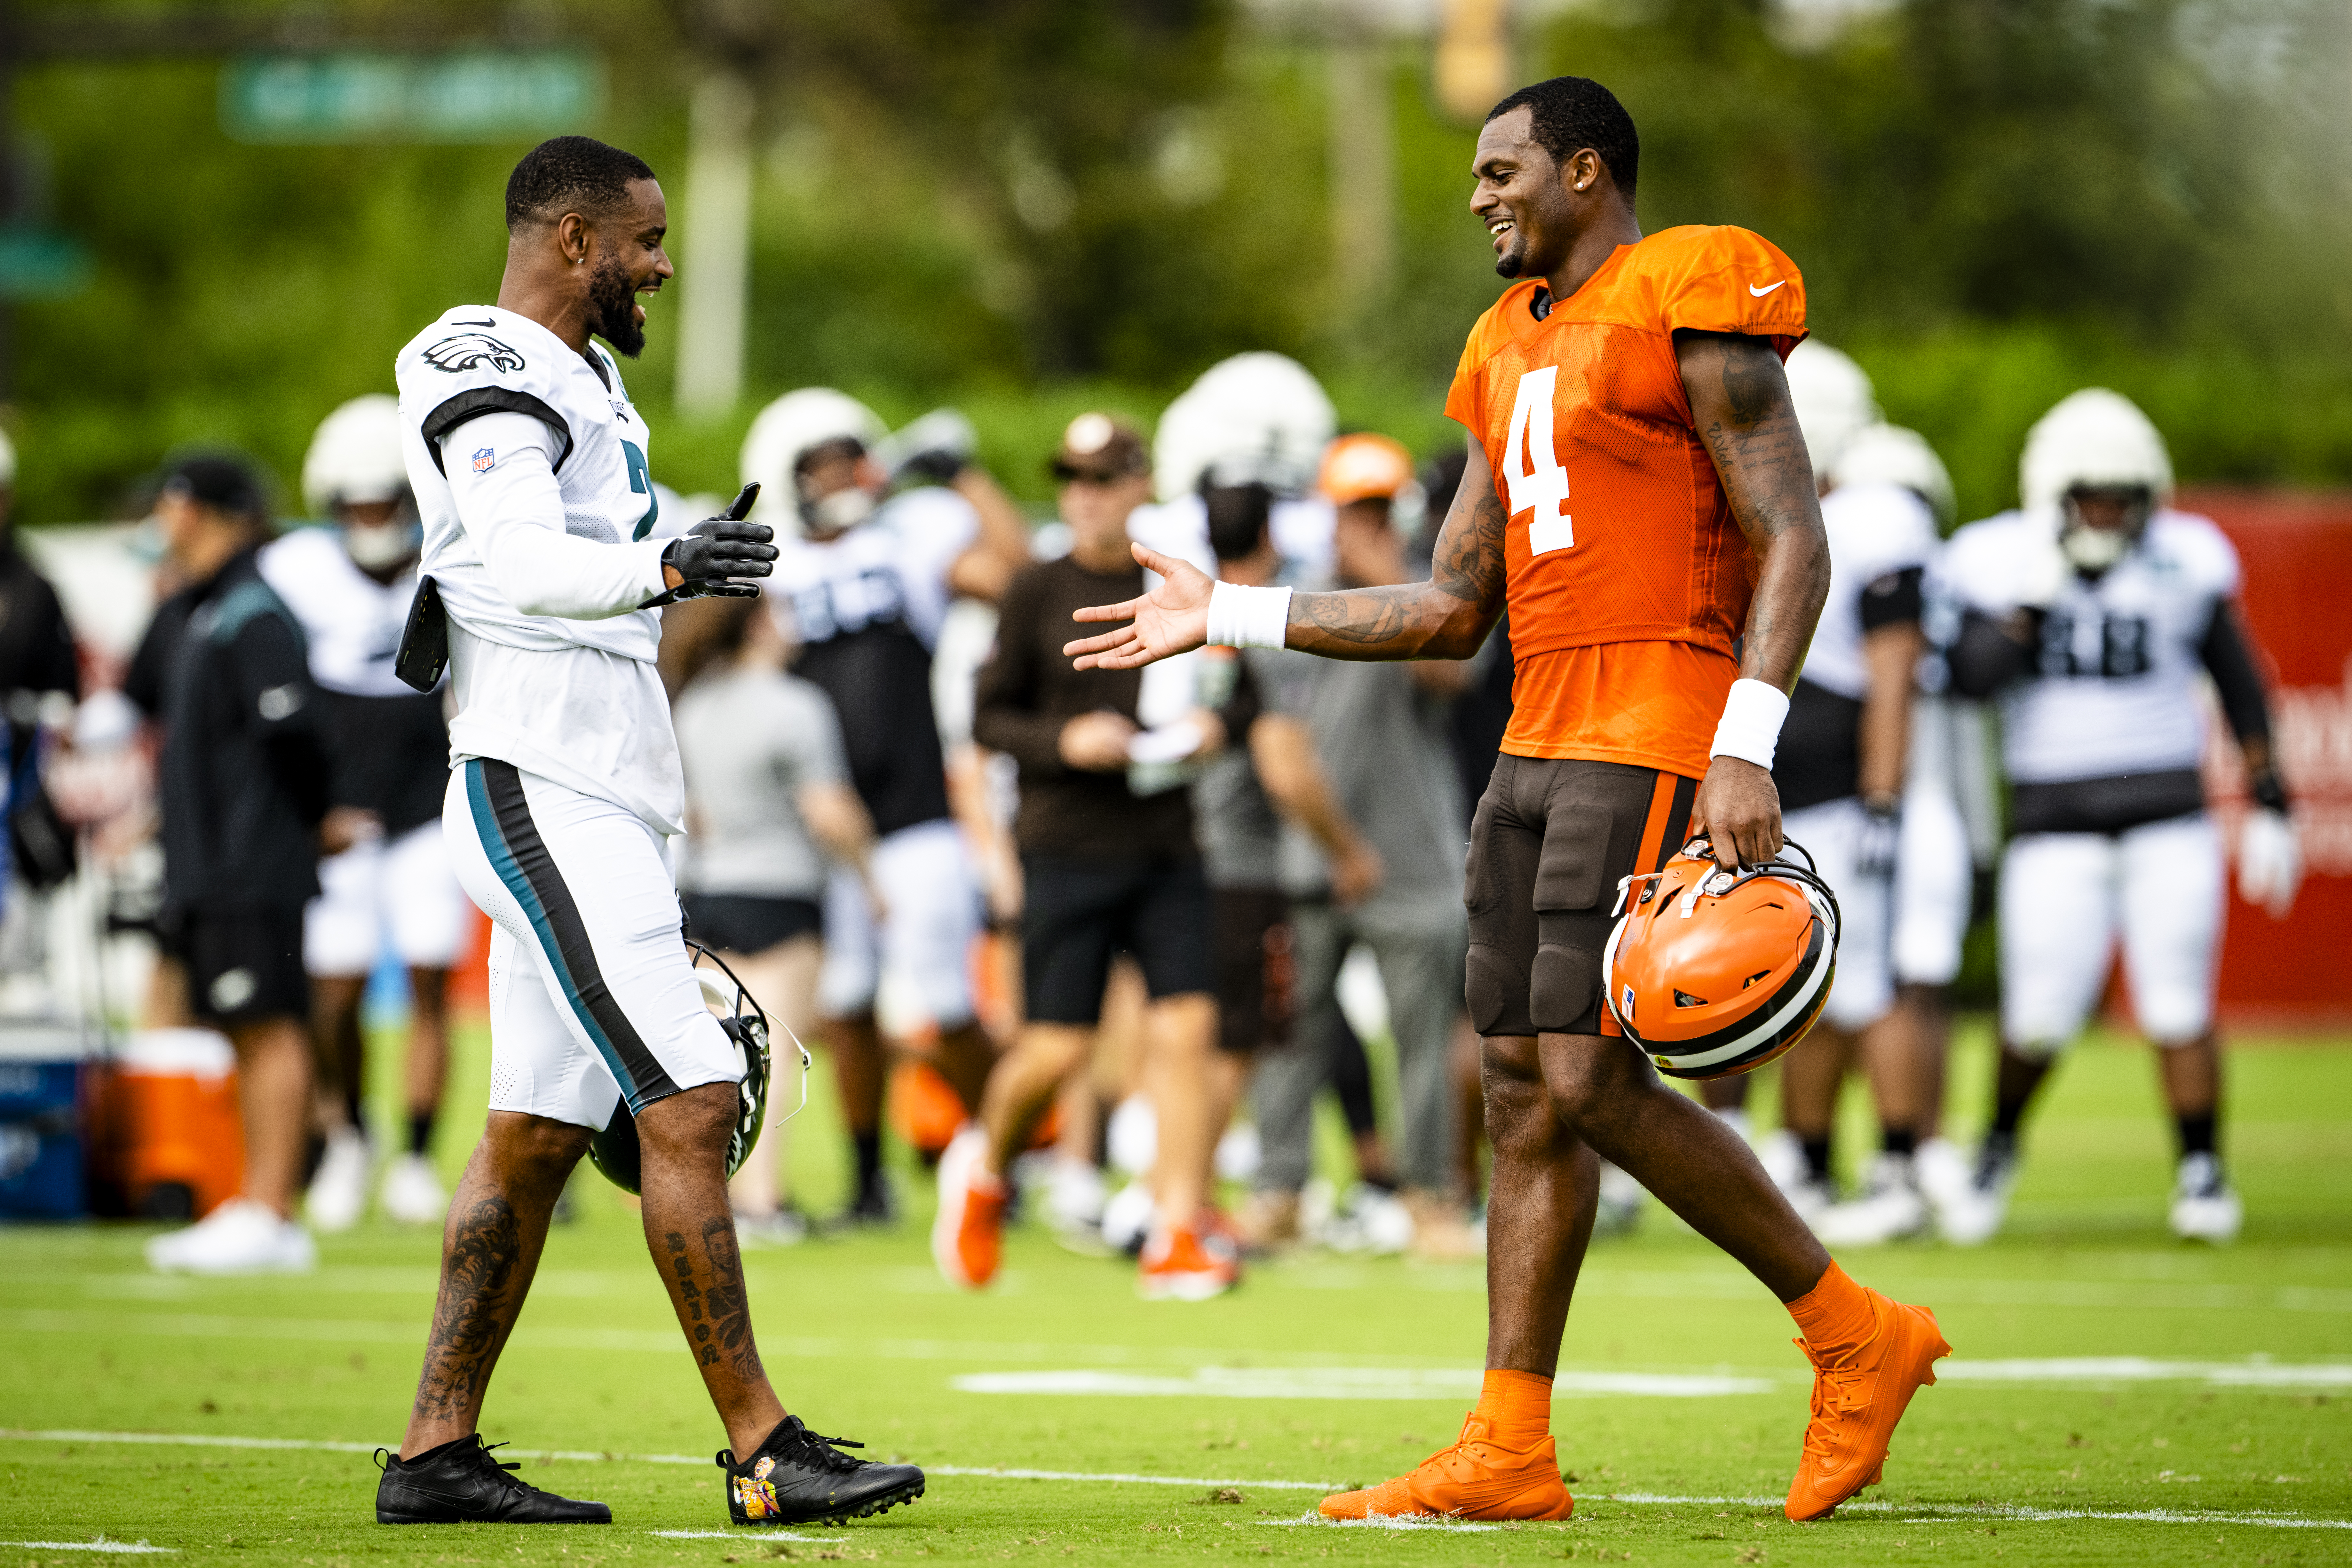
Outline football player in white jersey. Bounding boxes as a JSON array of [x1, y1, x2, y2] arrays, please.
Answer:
[[739, 391, 1029, 1227], [376, 136, 923, 1530], [1829, 424, 1985, 1236], [265, 396, 474, 1233], [1696, 344, 1938, 1240], [1937, 389, 2301, 1247]]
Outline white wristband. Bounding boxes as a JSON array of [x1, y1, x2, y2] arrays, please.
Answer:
[[1709, 678, 1791, 771], [1205, 581, 1293, 650]]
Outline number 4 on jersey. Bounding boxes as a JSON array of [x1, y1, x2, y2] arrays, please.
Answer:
[[1501, 366, 1573, 557]]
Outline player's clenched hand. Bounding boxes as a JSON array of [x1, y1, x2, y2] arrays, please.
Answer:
[[1063, 544, 1216, 670], [662, 515, 778, 591], [1692, 756, 1783, 871]]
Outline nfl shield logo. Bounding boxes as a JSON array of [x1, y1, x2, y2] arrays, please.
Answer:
[[471, 448, 495, 473]]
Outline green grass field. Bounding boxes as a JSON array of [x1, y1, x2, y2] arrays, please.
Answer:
[[6, 1019, 2351, 1566]]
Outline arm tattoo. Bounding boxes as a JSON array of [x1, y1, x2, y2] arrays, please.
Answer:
[[1298, 588, 1415, 645], [1433, 488, 1509, 613], [1679, 330, 1830, 690], [699, 1216, 763, 1382], [413, 1196, 523, 1420], [1283, 463, 1506, 660]]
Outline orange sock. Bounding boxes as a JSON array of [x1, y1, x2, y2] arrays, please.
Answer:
[[1473, 1369, 1552, 1451], [1787, 1262, 1875, 1355]]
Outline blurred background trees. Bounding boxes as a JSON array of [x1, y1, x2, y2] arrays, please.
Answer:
[[5, 0, 2349, 524]]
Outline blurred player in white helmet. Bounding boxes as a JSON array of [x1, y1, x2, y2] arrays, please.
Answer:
[[1129, 352, 1340, 578], [740, 390, 1030, 1227], [1826, 423, 1985, 1237], [261, 394, 474, 1231], [1694, 344, 1940, 1244], [1936, 389, 2299, 1247]]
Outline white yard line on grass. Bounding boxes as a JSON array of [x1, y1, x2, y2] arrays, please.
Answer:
[[1597, 1494, 2352, 1530], [927, 1465, 1332, 1490], [646, 1532, 844, 1542], [8, 1430, 2349, 1531], [2, 1541, 175, 1554], [950, 1368, 1776, 1399]]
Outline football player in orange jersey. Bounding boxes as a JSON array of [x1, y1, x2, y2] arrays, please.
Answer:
[[1065, 76, 1949, 1524]]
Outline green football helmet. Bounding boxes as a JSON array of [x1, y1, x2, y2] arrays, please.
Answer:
[[586, 942, 812, 1195]]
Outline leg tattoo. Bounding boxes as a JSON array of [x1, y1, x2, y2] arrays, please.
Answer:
[[414, 1196, 523, 1421], [701, 1216, 763, 1382]]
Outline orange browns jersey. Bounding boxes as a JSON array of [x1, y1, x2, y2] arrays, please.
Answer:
[[1445, 224, 1807, 779]]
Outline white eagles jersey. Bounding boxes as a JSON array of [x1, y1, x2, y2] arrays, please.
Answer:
[[1938, 507, 2239, 784], [393, 304, 694, 833], [258, 526, 419, 698], [395, 304, 687, 659], [1802, 480, 1939, 701], [767, 485, 978, 653]]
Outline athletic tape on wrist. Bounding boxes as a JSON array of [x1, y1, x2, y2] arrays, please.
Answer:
[[1709, 678, 1791, 771], [1205, 581, 1293, 650]]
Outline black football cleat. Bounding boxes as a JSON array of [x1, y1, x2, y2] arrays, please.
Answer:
[[375, 1437, 613, 1524], [719, 1416, 925, 1525]]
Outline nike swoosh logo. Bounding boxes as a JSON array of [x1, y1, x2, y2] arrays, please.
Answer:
[[1748, 281, 1787, 298], [451, 317, 496, 327]]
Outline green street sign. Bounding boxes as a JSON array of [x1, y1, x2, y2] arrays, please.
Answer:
[[0, 228, 91, 300], [220, 50, 605, 144]]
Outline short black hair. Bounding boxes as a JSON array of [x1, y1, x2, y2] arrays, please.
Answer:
[[1202, 482, 1273, 563], [1485, 76, 1639, 198], [504, 136, 657, 232]]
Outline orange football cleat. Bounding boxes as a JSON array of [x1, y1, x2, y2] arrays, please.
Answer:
[[930, 1127, 1007, 1290], [1135, 1224, 1238, 1301], [1784, 1290, 1951, 1521], [1317, 1414, 1573, 1522]]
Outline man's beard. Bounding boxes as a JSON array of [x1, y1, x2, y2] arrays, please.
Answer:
[[588, 253, 646, 358]]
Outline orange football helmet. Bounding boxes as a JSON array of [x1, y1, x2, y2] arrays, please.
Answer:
[[1601, 839, 1841, 1081], [1317, 432, 1415, 504]]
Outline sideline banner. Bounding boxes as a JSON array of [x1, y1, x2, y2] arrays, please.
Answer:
[[2183, 490, 2352, 1029]]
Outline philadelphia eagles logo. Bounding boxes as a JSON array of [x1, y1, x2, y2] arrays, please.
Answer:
[[421, 333, 525, 374]]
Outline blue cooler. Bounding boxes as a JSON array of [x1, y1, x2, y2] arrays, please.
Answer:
[[0, 1027, 96, 1219]]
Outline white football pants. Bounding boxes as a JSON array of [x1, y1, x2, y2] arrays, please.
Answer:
[[1998, 812, 2223, 1054], [1781, 796, 1894, 1033], [305, 816, 474, 977], [446, 758, 740, 1130]]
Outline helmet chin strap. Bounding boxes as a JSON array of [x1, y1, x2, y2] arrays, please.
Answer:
[[2057, 489, 2150, 575], [2059, 525, 2130, 573], [799, 486, 875, 537], [345, 519, 420, 571]]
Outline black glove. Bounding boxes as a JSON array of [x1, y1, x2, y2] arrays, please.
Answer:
[[1856, 793, 1902, 879], [644, 484, 775, 606]]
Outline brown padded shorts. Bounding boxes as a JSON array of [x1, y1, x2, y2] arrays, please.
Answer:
[[1463, 755, 1698, 1039]]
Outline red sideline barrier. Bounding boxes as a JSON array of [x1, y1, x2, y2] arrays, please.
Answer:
[[2181, 489, 2352, 1030]]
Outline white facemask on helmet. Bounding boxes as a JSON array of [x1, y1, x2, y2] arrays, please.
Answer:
[[740, 389, 890, 537], [303, 394, 419, 571], [2020, 388, 2172, 577], [345, 514, 421, 571], [303, 395, 409, 516]]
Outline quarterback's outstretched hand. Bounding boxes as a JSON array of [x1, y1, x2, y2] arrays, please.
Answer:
[[1692, 756, 1784, 871], [1063, 543, 1217, 670]]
